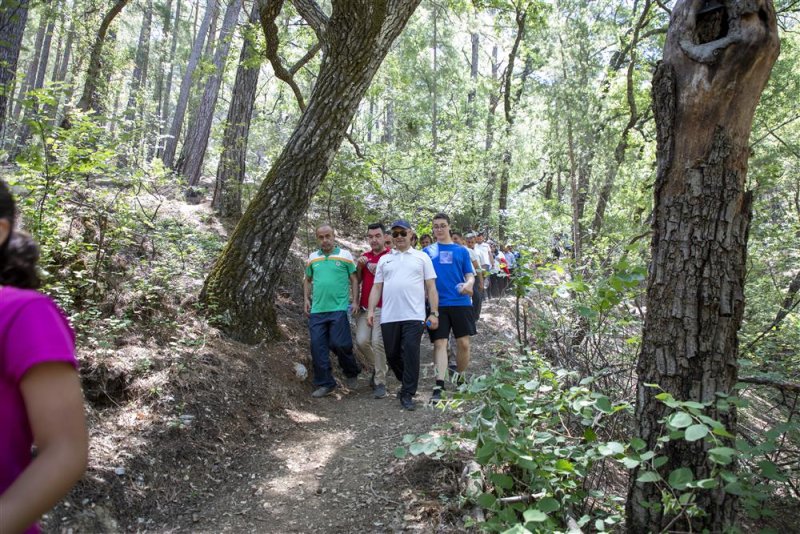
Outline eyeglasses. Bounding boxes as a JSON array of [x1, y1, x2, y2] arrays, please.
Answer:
[[392, 230, 408, 237], [432, 224, 448, 230]]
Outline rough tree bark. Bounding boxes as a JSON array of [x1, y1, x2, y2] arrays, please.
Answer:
[[177, 0, 243, 187], [201, 0, 421, 342], [0, 0, 29, 139], [74, 0, 131, 115], [626, 1, 780, 532], [211, 3, 261, 218], [161, 0, 214, 168]]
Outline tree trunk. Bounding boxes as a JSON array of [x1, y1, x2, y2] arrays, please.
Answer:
[[382, 97, 393, 144], [32, 14, 53, 90], [156, 0, 181, 157], [161, 0, 214, 168], [465, 31, 478, 128], [202, 1, 219, 59], [589, 0, 653, 243], [121, 0, 153, 165], [0, 0, 30, 139], [125, 0, 153, 123], [52, 12, 75, 126], [178, 0, 219, 151], [481, 44, 499, 222], [498, 8, 527, 243], [626, 1, 780, 532], [11, 6, 44, 125], [13, 8, 54, 151], [556, 169, 563, 201], [74, 0, 131, 115], [543, 172, 552, 200], [55, 12, 74, 84], [212, 3, 261, 218], [177, 0, 243, 187], [201, 0, 421, 343], [49, 11, 64, 88]]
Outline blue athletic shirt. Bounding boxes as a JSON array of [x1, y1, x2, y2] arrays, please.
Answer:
[[424, 243, 474, 307]]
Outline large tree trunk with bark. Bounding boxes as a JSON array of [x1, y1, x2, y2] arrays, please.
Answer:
[[626, 1, 780, 532], [212, 3, 261, 218], [161, 0, 214, 168], [74, 0, 131, 115], [0, 0, 29, 139], [177, 0, 243, 187], [201, 0, 421, 343]]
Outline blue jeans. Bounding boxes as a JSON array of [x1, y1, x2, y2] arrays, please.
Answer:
[[309, 311, 361, 388]]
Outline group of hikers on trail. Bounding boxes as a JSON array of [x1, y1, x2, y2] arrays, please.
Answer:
[[303, 213, 519, 412]]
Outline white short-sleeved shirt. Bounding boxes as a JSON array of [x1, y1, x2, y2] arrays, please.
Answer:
[[465, 245, 479, 265], [374, 248, 436, 323], [475, 242, 492, 267]]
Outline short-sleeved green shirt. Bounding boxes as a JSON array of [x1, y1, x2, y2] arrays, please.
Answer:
[[305, 247, 356, 313]]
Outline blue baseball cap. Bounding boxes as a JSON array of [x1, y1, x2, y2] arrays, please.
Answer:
[[390, 219, 412, 230]]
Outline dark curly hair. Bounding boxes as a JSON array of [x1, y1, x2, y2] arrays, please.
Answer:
[[0, 180, 40, 289]]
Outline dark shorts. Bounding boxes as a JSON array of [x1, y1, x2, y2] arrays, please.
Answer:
[[428, 306, 476, 342]]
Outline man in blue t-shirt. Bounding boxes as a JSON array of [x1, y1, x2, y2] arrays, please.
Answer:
[[424, 213, 476, 403]]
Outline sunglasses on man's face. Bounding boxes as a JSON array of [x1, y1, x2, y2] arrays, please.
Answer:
[[392, 230, 408, 238]]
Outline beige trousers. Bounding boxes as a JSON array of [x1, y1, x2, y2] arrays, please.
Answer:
[[355, 308, 387, 386]]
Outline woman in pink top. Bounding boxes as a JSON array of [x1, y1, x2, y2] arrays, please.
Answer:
[[0, 180, 87, 534]]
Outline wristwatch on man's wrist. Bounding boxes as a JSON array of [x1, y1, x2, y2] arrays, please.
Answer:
[[431, 311, 439, 317]]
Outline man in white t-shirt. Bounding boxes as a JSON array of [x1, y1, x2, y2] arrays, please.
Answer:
[[367, 220, 439, 411], [474, 231, 493, 271]]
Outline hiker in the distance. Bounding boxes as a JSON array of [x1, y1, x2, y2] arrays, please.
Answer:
[[304, 224, 361, 398]]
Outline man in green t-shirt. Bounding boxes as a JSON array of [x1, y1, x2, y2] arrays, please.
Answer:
[[303, 225, 361, 397]]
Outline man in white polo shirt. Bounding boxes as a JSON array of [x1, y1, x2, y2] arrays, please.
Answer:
[[367, 220, 439, 411]]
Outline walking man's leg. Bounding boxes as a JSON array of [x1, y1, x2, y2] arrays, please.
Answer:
[[381, 322, 405, 388], [400, 321, 423, 397], [472, 286, 482, 324], [309, 313, 336, 395], [455, 336, 471, 372], [371, 308, 388, 392], [356, 311, 386, 396], [329, 310, 361, 386]]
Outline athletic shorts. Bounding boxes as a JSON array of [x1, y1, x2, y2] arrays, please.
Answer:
[[428, 306, 476, 342]]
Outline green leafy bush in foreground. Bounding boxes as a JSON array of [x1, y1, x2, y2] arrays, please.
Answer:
[[397, 352, 798, 533], [398, 351, 630, 532]]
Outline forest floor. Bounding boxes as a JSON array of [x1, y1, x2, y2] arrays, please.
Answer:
[[40, 196, 519, 533]]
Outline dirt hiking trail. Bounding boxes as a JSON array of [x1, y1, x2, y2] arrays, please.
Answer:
[[161, 300, 513, 533]]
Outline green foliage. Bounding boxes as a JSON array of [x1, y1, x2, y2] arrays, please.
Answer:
[[9, 102, 222, 346], [397, 351, 629, 532], [623, 387, 799, 524]]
